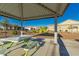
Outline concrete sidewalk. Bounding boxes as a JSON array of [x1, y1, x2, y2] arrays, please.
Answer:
[[62, 39, 79, 56]]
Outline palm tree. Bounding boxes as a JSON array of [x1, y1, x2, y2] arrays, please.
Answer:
[[0, 22, 4, 30], [1, 17, 9, 30], [1, 17, 9, 37]]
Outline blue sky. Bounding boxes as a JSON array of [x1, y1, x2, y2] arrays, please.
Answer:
[[0, 3, 79, 27]]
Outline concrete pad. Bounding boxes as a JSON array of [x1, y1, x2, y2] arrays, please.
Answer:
[[7, 48, 25, 56], [54, 44, 60, 56], [62, 39, 79, 56]]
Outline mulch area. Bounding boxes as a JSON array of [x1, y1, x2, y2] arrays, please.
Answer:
[[0, 30, 20, 38], [0, 30, 79, 41], [60, 32, 79, 40], [33, 32, 79, 40], [33, 33, 54, 39]]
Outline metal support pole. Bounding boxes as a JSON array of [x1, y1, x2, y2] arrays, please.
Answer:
[[20, 20, 23, 37], [20, 3, 23, 37], [54, 16, 58, 44]]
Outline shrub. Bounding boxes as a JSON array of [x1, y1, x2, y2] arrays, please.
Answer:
[[12, 30, 17, 35]]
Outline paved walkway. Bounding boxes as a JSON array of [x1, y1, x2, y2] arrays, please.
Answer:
[[61, 39, 79, 56]]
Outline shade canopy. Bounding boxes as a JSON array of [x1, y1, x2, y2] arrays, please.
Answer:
[[0, 3, 69, 20]]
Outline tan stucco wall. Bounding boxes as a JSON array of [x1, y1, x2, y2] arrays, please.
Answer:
[[48, 24, 79, 32]]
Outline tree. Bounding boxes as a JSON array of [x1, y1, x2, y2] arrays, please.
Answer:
[[1, 17, 9, 30], [12, 30, 18, 35], [0, 22, 4, 30], [39, 26, 48, 33], [1, 17, 9, 37]]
